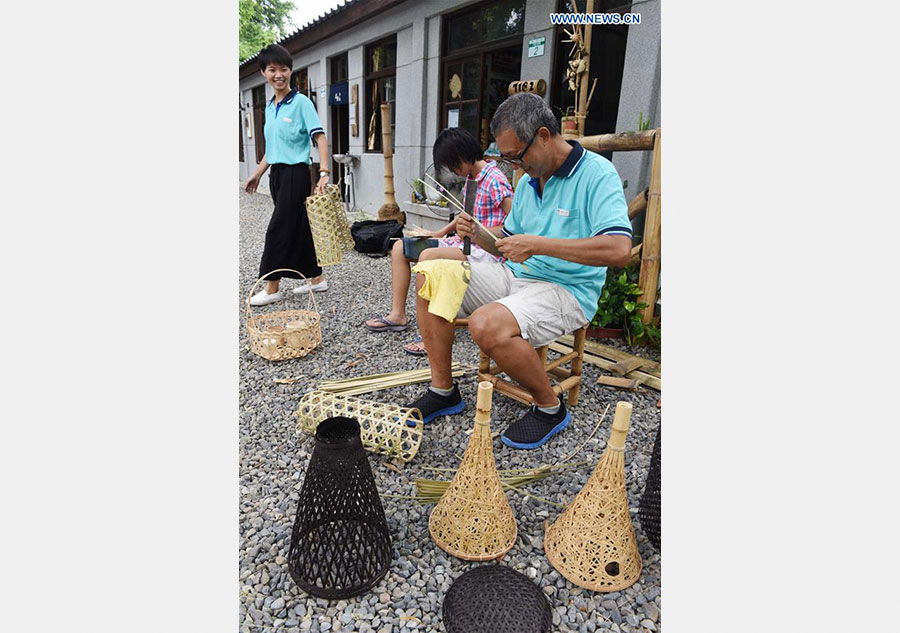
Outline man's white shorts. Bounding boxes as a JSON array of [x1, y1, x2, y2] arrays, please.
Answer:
[[457, 262, 587, 347]]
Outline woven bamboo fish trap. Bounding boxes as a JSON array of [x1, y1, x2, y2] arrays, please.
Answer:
[[428, 381, 517, 561], [296, 391, 424, 463], [306, 184, 354, 267], [544, 401, 642, 592], [246, 269, 321, 361]]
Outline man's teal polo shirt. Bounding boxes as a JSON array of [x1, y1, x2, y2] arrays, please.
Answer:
[[501, 141, 632, 321], [263, 89, 324, 165]]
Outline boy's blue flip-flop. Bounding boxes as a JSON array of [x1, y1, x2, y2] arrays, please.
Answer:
[[364, 317, 409, 332]]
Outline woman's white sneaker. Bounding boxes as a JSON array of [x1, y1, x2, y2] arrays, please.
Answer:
[[249, 289, 284, 306], [293, 280, 329, 294]]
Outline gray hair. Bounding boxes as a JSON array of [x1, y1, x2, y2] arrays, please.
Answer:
[[490, 93, 559, 143]]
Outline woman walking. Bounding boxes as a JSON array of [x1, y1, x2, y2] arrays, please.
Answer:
[[244, 44, 332, 305]]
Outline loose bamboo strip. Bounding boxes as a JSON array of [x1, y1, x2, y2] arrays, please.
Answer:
[[596, 376, 640, 390], [557, 335, 661, 376], [610, 358, 645, 376], [549, 342, 661, 391]]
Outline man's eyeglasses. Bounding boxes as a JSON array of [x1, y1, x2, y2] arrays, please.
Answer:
[[499, 132, 537, 166]]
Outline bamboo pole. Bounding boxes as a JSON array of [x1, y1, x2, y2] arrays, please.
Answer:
[[380, 104, 396, 205], [578, 130, 656, 153], [576, 0, 594, 136], [638, 128, 661, 324], [627, 188, 649, 219]]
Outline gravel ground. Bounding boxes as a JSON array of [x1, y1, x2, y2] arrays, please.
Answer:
[[239, 188, 661, 633]]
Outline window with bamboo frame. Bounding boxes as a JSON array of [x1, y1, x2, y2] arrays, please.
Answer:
[[364, 34, 397, 153]]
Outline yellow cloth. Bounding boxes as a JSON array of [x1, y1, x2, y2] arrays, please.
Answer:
[[412, 259, 472, 322]]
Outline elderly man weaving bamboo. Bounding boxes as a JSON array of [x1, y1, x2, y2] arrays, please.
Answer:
[[407, 93, 633, 449]]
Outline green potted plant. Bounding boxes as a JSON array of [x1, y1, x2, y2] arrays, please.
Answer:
[[589, 264, 660, 346]]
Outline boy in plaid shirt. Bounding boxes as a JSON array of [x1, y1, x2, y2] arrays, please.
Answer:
[[364, 128, 513, 355]]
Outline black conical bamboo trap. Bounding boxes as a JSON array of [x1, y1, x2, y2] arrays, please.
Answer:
[[288, 416, 392, 599], [639, 425, 661, 550], [442, 565, 552, 633]]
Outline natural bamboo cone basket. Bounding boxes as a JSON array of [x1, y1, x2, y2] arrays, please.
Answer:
[[296, 390, 424, 463], [428, 381, 517, 561], [544, 401, 642, 592], [306, 183, 354, 267], [377, 103, 404, 224]]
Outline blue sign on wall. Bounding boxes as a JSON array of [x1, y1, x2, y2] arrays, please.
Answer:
[[329, 82, 348, 106]]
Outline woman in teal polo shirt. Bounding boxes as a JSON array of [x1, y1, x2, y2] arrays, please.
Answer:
[[244, 44, 331, 306]]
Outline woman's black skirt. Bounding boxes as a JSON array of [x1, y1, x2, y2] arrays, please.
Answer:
[[259, 163, 322, 281]]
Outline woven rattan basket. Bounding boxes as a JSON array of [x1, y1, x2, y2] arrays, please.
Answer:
[[296, 391, 424, 463], [306, 184, 354, 267], [246, 269, 322, 361], [428, 381, 517, 561], [544, 401, 642, 592]]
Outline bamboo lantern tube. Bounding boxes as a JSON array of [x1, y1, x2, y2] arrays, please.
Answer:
[[544, 401, 642, 592], [428, 381, 517, 561], [377, 103, 403, 223], [296, 391, 423, 463], [638, 129, 661, 324]]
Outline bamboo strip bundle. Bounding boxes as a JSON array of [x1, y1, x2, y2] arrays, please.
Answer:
[[428, 382, 517, 561], [410, 461, 591, 506], [544, 401, 642, 592], [296, 391, 424, 463], [318, 363, 472, 396]]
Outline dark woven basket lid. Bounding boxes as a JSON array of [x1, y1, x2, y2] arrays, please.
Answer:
[[442, 565, 552, 633], [639, 425, 661, 550]]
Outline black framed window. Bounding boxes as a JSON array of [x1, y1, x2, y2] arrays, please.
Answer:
[[445, 0, 525, 56], [365, 35, 397, 153], [440, 0, 524, 150]]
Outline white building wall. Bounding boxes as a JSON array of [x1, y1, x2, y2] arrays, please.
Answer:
[[238, 0, 657, 221]]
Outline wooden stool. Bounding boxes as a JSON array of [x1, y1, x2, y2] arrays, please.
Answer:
[[456, 319, 586, 407]]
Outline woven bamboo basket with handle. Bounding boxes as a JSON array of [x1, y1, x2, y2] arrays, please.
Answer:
[[306, 183, 354, 267], [246, 268, 322, 361]]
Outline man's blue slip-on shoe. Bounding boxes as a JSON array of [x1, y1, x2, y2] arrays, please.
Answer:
[[406, 384, 464, 425], [501, 396, 571, 449]]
